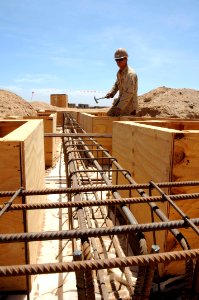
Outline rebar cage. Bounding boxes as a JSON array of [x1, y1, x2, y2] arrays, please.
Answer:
[[0, 113, 198, 300]]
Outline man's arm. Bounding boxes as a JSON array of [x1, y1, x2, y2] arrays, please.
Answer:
[[105, 81, 119, 98], [117, 72, 138, 110]]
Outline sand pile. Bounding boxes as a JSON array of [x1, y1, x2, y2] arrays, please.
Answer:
[[0, 89, 37, 117], [137, 86, 199, 118], [0, 87, 199, 119], [31, 101, 57, 111]]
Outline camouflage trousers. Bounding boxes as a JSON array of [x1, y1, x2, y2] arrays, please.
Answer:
[[107, 98, 136, 117]]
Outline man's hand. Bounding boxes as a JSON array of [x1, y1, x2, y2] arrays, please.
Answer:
[[105, 92, 113, 98]]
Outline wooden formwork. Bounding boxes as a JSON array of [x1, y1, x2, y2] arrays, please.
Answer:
[[34, 108, 62, 127], [38, 109, 110, 127], [78, 112, 119, 158], [36, 112, 58, 167], [120, 116, 181, 121], [53, 109, 79, 127], [112, 120, 199, 277], [5, 113, 58, 168], [50, 94, 68, 108], [0, 120, 46, 292], [77, 114, 182, 156], [66, 109, 110, 125]]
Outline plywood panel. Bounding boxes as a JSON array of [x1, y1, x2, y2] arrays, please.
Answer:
[[131, 123, 173, 185], [19, 115, 57, 167], [93, 116, 119, 154], [163, 132, 199, 275], [79, 113, 119, 162], [135, 120, 199, 131], [0, 120, 46, 291], [112, 120, 199, 277], [112, 121, 173, 260], [43, 113, 57, 167], [112, 122, 137, 199], [22, 120, 46, 266], [0, 120, 26, 137], [0, 141, 27, 290]]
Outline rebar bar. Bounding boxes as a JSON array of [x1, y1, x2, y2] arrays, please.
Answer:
[[0, 187, 23, 217], [0, 219, 198, 243], [0, 249, 198, 277], [2, 194, 199, 211], [150, 180, 199, 236], [1, 181, 199, 197], [64, 125, 95, 300]]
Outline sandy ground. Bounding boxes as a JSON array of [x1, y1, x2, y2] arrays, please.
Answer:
[[0, 90, 37, 117], [1, 86, 199, 118], [29, 155, 79, 300]]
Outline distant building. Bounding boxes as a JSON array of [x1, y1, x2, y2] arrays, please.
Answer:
[[78, 104, 89, 108], [50, 94, 68, 108], [68, 103, 76, 108]]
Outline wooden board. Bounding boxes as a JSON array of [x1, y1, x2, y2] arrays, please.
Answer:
[[79, 112, 119, 156], [42, 113, 57, 167], [12, 114, 58, 167], [0, 120, 26, 137], [112, 121, 173, 270], [22, 120, 46, 267], [0, 120, 46, 291], [78, 113, 119, 165], [0, 141, 27, 290], [112, 120, 199, 277]]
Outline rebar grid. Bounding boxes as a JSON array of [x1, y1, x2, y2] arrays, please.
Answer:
[[0, 113, 198, 300], [62, 113, 199, 300], [63, 121, 95, 299], [150, 180, 199, 236], [71, 134, 135, 297], [67, 115, 160, 299], [63, 114, 150, 299]]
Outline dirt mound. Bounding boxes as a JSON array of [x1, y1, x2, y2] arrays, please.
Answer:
[[31, 101, 57, 111], [1, 87, 199, 119], [0, 89, 37, 117], [137, 86, 199, 119]]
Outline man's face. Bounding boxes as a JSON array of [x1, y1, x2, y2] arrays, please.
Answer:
[[115, 57, 127, 70]]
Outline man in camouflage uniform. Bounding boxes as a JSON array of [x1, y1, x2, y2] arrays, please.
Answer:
[[106, 48, 138, 116]]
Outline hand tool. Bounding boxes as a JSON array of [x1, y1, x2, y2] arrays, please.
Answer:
[[94, 96, 107, 104]]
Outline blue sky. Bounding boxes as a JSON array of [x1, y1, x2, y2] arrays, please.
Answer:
[[0, 0, 199, 106]]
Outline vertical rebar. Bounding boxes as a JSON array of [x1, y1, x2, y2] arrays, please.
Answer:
[[73, 249, 87, 300]]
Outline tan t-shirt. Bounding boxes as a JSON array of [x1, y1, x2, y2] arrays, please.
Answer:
[[109, 65, 138, 115]]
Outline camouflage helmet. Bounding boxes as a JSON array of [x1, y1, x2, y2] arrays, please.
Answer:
[[114, 48, 128, 60]]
